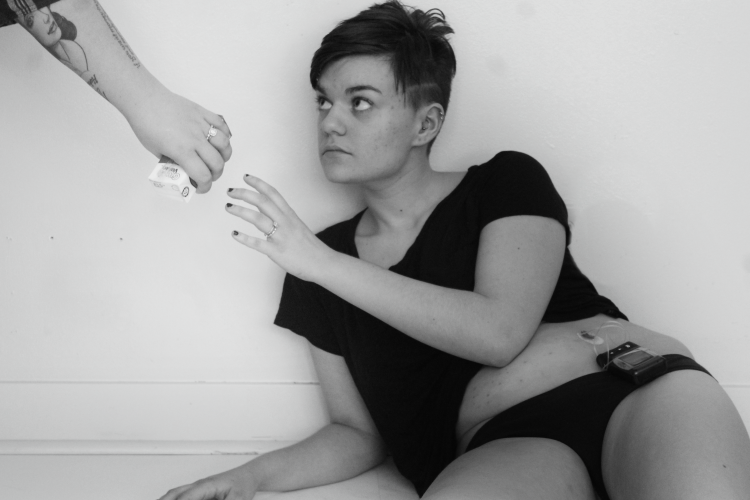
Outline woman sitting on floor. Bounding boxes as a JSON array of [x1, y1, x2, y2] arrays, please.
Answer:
[[161, 2, 750, 499]]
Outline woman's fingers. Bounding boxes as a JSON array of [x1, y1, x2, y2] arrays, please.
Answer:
[[174, 151, 214, 194], [173, 482, 221, 500], [227, 186, 285, 226], [208, 128, 233, 163], [157, 483, 192, 500], [231, 229, 271, 253], [205, 111, 233, 140], [225, 202, 277, 236], [196, 138, 226, 182], [243, 174, 293, 212], [204, 118, 233, 163], [180, 120, 230, 190], [225, 178, 326, 281]]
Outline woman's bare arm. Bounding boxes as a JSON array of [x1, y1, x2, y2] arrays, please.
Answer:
[[158, 346, 387, 500], [312, 216, 566, 367], [14, 0, 231, 193], [228, 176, 567, 368], [248, 346, 387, 491]]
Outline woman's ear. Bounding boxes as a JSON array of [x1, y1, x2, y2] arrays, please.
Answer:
[[413, 104, 445, 147]]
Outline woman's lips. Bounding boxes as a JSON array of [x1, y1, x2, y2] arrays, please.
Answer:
[[322, 146, 351, 155]]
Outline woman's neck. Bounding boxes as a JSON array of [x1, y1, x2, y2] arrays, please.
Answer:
[[357, 158, 462, 236]]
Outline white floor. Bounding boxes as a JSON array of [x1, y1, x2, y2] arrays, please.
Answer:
[[0, 455, 419, 500]]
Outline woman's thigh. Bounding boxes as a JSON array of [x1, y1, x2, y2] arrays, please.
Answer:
[[602, 370, 750, 500], [423, 437, 596, 500]]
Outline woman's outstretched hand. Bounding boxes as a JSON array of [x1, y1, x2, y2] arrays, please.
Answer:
[[226, 175, 332, 281], [126, 86, 233, 194], [157, 464, 259, 500]]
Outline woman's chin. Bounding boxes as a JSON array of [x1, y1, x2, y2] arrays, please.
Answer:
[[320, 162, 360, 185]]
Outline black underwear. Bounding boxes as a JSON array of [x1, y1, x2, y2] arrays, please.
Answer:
[[464, 354, 711, 500]]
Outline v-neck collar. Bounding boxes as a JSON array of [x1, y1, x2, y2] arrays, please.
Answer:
[[346, 167, 475, 271]]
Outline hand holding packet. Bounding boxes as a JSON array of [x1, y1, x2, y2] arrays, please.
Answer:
[[148, 155, 196, 203]]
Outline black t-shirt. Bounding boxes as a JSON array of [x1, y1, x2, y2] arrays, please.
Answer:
[[274, 151, 626, 495], [1, 1, 61, 28]]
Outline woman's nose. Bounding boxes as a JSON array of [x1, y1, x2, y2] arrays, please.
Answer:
[[319, 105, 346, 136]]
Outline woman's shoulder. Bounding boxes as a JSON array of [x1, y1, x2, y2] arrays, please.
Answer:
[[469, 151, 550, 180], [464, 151, 560, 203], [465, 151, 569, 236]]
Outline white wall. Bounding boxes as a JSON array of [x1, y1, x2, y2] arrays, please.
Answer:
[[1, 0, 749, 453]]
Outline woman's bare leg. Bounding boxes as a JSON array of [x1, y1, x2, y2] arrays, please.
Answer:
[[423, 437, 596, 500], [602, 370, 750, 500]]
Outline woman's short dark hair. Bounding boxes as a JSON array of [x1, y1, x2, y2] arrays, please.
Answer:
[[310, 1, 456, 113]]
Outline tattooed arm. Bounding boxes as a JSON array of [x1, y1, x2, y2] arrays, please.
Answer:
[[14, 0, 231, 193]]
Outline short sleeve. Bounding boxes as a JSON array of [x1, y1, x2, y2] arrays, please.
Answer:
[[274, 272, 342, 355], [1, 1, 62, 28], [476, 151, 570, 241]]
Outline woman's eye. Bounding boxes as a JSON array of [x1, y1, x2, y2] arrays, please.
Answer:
[[353, 98, 372, 111], [316, 97, 332, 111]]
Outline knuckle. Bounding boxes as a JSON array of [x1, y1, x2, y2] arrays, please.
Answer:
[[210, 161, 225, 181], [217, 132, 231, 148], [194, 167, 213, 183], [162, 487, 180, 498], [197, 181, 211, 194], [222, 144, 233, 162]]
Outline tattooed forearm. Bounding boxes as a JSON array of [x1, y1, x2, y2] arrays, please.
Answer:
[[87, 73, 109, 101], [93, 0, 141, 68]]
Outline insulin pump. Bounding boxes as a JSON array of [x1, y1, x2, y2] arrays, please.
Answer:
[[596, 342, 667, 386]]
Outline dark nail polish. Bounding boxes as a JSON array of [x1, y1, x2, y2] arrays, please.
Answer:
[[190, 178, 198, 188], [226, 203, 233, 208], [227, 188, 234, 193], [232, 230, 239, 236]]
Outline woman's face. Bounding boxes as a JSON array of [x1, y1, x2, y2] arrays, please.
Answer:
[[23, 8, 61, 47], [316, 56, 422, 185]]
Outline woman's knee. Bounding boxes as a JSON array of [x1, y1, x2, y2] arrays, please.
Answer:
[[423, 438, 596, 500]]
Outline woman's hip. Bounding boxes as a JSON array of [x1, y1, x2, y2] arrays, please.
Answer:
[[456, 315, 693, 448]]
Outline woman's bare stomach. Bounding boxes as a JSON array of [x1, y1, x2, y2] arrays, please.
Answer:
[[455, 314, 693, 454]]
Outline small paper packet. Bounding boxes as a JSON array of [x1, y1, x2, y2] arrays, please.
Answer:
[[148, 155, 195, 203]]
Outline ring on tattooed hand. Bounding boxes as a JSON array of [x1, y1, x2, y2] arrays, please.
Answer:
[[206, 124, 218, 141], [264, 221, 279, 240]]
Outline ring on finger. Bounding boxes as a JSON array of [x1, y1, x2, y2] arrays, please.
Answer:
[[206, 124, 218, 141], [264, 221, 279, 240]]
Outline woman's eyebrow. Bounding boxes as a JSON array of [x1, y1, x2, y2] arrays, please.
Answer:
[[314, 84, 383, 96], [346, 85, 382, 95]]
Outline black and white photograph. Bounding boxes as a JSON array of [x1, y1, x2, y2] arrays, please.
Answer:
[[1, 1, 749, 499]]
